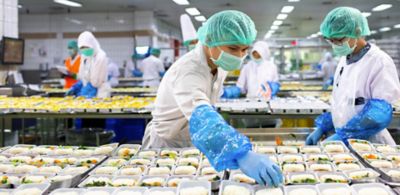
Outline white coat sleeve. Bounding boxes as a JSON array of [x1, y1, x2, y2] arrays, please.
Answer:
[[90, 55, 109, 88], [157, 60, 165, 73], [236, 64, 248, 94], [370, 55, 400, 104], [172, 68, 211, 120]]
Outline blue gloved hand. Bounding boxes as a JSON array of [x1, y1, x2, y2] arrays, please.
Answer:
[[305, 128, 325, 145], [237, 151, 283, 187], [66, 80, 83, 96], [325, 133, 342, 142], [159, 71, 165, 77], [336, 99, 392, 141], [221, 86, 241, 99], [79, 82, 97, 98], [306, 112, 334, 145], [322, 76, 334, 90], [132, 69, 143, 77], [267, 82, 281, 97]]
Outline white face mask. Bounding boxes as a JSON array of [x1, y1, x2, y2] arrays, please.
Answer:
[[210, 47, 246, 71], [251, 54, 263, 65]]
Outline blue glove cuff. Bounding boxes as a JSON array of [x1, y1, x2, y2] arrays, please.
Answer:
[[336, 99, 392, 141], [267, 82, 280, 97], [315, 112, 334, 133], [189, 104, 252, 171], [221, 86, 241, 99]]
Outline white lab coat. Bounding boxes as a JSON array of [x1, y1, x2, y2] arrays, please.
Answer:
[[331, 44, 400, 145], [237, 41, 279, 98], [77, 31, 111, 98], [108, 59, 120, 87], [142, 43, 228, 149], [139, 55, 165, 87]]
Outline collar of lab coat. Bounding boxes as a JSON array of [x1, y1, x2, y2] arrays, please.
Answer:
[[193, 42, 213, 74]]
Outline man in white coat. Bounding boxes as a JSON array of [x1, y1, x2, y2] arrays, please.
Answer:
[[139, 48, 165, 87], [142, 10, 283, 187], [306, 7, 400, 145]]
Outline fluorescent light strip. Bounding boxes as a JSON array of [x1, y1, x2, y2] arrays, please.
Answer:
[[372, 4, 392, 12], [273, 20, 283, 26], [271, 25, 279, 30], [195, 16, 206, 22], [281, 6, 294, 13], [362, 12, 371, 17], [54, 0, 82, 7], [379, 27, 391, 32], [185, 7, 201, 16], [288, 0, 300, 2], [277, 14, 288, 20], [394, 24, 400, 29], [370, 30, 377, 34], [172, 0, 189, 5], [18, 4, 23, 8]]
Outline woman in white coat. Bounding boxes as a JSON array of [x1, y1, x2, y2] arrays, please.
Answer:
[[306, 7, 400, 145], [237, 41, 279, 98], [142, 10, 283, 187], [68, 31, 111, 98]]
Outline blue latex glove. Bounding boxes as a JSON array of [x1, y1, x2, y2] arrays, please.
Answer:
[[159, 71, 165, 77], [267, 82, 281, 97], [306, 112, 334, 145], [336, 99, 392, 143], [107, 75, 112, 81], [322, 76, 334, 90], [189, 104, 252, 171], [66, 80, 83, 96], [132, 69, 143, 77], [325, 133, 342, 141], [237, 151, 283, 187], [78, 82, 98, 98], [221, 86, 241, 99]]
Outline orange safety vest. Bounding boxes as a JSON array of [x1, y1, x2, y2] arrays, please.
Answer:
[[64, 55, 81, 89]]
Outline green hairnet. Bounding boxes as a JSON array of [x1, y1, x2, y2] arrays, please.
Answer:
[[68, 40, 78, 50], [320, 7, 370, 39], [197, 10, 257, 47], [150, 48, 161, 55]]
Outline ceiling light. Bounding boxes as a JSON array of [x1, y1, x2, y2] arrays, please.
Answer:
[[379, 27, 391, 32], [362, 12, 371, 17], [273, 20, 283, 26], [372, 4, 392, 12], [370, 30, 377, 34], [195, 16, 206, 22], [317, 32, 322, 35], [276, 14, 288, 20], [185, 7, 200, 16], [288, 0, 300, 2], [271, 25, 279, 30], [281, 6, 294, 13], [268, 30, 275, 33], [172, 0, 189, 5], [394, 24, 400, 29], [54, 0, 82, 7], [18, 4, 23, 9]]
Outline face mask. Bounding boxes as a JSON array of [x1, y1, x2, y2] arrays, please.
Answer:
[[251, 55, 263, 65], [68, 49, 76, 57], [80, 48, 94, 57], [210, 47, 246, 71], [188, 44, 196, 51], [331, 39, 356, 56]]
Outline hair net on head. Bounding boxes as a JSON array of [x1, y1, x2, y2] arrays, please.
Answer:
[[68, 41, 78, 50], [150, 48, 161, 55], [197, 10, 257, 47], [78, 31, 102, 53], [252, 41, 270, 61], [320, 7, 370, 39]]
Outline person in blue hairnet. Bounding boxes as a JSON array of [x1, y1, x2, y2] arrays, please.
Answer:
[[142, 10, 283, 187], [306, 7, 400, 146]]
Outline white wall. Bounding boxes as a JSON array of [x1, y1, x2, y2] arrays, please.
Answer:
[[19, 11, 181, 70]]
